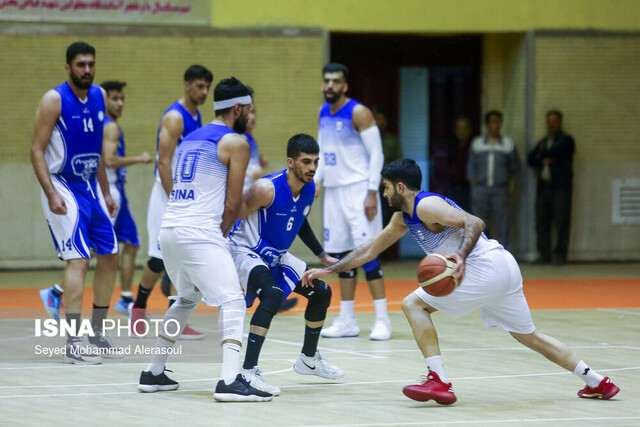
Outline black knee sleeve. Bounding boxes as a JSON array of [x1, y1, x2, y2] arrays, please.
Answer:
[[147, 257, 164, 274], [329, 251, 357, 279], [248, 266, 283, 329], [363, 258, 383, 281], [304, 279, 332, 322], [160, 273, 171, 297]]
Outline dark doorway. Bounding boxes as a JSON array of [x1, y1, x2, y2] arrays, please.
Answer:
[[330, 34, 483, 259]]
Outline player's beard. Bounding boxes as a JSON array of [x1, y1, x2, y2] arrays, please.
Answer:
[[233, 117, 248, 134], [232, 107, 249, 134], [324, 89, 342, 104], [71, 72, 93, 90], [387, 190, 404, 212]]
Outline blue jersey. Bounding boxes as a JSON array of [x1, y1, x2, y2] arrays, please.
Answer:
[[104, 116, 126, 186], [230, 170, 316, 268], [154, 101, 202, 179], [46, 82, 105, 182], [403, 191, 499, 257]]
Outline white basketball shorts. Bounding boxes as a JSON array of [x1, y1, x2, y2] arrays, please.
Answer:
[[322, 180, 383, 253], [159, 226, 244, 307], [414, 248, 536, 334]]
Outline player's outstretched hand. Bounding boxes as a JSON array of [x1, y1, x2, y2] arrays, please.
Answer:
[[448, 253, 466, 284], [320, 254, 339, 267], [302, 268, 331, 287], [49, 193, 67, 215]]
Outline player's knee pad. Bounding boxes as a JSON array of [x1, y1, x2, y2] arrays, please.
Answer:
[[305, 279, 332, 322], [162, 291, 201, 337], [147, 257, 164, 274], [363, 258, 383, 281], [329, 251, 357, 279], [247, 266, 283, 328], [218, 297, 246, 344]]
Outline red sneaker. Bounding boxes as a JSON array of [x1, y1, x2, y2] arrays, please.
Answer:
[[403, 372, 457, 405], [130, 307, 147, 338], [578, 377, 620, 400], [179, 324, 205, 341]]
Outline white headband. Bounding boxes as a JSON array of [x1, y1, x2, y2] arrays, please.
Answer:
[[214, 95, 252, 111]]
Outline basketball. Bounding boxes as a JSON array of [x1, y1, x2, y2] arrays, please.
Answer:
[[417, 253, 459, 297]]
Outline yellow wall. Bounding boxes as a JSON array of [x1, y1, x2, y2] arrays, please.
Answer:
[[534, 34, 640, 259], [213, 0, 640, 33], [0, 30, 325, 267]]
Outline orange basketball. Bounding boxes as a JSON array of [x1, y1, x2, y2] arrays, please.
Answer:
[[417, 253, 459, 297]]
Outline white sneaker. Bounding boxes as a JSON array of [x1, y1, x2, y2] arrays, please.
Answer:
[[241, 366, 281, 396], [369, 317, 392, 341], [62, 336, 102, 365], [320, 316, 359, 338], [293, 351, 345, 380]]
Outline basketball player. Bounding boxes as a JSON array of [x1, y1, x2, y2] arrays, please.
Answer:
[[303, 158, 620, 404], [101, 81, 152, 314], [31, 42, 120, 364], [229, 134, 344, 396], [40, 81, 153, 318], [137, 77, 272, 402], [130, 65, 213, 340], [316, 63, 391, 340]]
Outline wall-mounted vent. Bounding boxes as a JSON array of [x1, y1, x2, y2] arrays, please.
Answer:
[[612, 179, 640, 225]]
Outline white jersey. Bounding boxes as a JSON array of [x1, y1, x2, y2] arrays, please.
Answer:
[[403, 191, 503, 258], [161, 124, 234, 232], [317, 99, 370, 187]]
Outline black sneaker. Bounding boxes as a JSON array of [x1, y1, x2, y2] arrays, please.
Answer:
[[213, 374, 273, 402], [137, 369, 180, 393]]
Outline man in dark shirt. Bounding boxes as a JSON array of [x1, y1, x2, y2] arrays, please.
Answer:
[[527, 110, 575, 265]]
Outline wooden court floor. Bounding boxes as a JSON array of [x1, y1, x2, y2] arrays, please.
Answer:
[[0, 262, 639, 426]]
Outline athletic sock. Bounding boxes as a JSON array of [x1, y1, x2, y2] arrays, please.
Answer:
[[301, 325, 322, 357], [426, 355, 448, 383], [573, 360, 604, 387], [135, 285, 151, 309], [66, 313, 81, 337], [242, 332, 266, 369], [52, 284, 64, 298], [120, 291, 133, 304], [340, 300, 356, 320], [92, 304, 109, 331], [146, 335, 174, 375], [221, 342, 242, 385], [373, 298, 388, 319]]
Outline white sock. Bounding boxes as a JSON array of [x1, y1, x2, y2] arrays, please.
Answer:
[[373, 298, 388, 319], [146, 336, 174, 375], [221, 342, 241, 385], [573, 360, 604, 387], [53, 283, 64, 294], [146, 293, 199, 376], [340, 300, 356, 320], [121, 291, 133, 298], [426, 355, 448, 383]]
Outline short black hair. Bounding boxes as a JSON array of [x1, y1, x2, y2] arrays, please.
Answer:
[[323, 63, 349, 81], [546, 109, 563, 121], [213, 77, 253, 115], [100, 81, 127, 95], [381, 158, 422, 191], [287, 134, 319, 159], [484, 110, 503, 124], [66, 42, 95, 65], [184, 65, 213, 83]]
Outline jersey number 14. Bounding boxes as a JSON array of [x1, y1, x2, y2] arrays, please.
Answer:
[[82, 118, 94, 133]]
